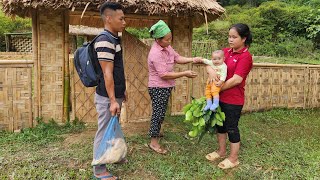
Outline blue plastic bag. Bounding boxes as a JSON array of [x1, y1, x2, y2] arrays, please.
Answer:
[[92, 116, 127, 166]]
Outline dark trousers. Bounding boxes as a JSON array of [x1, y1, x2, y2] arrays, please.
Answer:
[[216, 101, 243, 143], [148, 87, 173, 137]]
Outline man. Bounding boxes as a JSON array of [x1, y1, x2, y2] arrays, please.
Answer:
[[93, 2, 126, 180]]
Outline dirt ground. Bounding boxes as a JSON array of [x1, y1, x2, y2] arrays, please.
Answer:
[[63, 121, 151, 147]]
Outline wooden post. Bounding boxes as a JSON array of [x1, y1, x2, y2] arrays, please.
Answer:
[[63, 10, 70, 122], [37, 11, 41, 122], [5, 34, 10, 52], [32, 10, 39, 125]]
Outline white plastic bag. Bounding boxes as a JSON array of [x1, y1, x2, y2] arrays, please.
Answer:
[[92, 116, 127, 166]]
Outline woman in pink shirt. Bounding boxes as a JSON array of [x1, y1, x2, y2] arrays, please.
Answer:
[[147, 20, 201, 154]]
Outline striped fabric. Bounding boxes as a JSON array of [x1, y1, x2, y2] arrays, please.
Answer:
[[94, 31, 121, 62]]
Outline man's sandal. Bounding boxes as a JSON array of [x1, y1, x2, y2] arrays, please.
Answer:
[[218, 158, 240, 169], [205, 151, 225, 162]]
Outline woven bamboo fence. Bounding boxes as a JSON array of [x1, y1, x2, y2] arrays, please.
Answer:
[[190, 63, 320, 114], [0, 52, 33, 60], [70, 30, 152, 123], [69, 36, 320, 123], [4, 33, 33, 53], [170, 16, 193, 115], [0, 59, 33, 131], [1, 36, 320, 131]]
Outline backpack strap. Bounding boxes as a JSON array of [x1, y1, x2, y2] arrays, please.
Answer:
[[90, 31, 115, 46], [90, 31, 117, 83]]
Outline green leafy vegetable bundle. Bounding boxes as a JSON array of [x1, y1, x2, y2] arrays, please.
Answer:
[[183, 97, 225, 142]]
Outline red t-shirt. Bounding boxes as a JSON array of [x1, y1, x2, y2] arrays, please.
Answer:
[[220, 47, 253, 105]]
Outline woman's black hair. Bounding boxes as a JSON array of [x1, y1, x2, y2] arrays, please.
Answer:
[[230, 23, 252, 46], [150, 30, 164, 40]]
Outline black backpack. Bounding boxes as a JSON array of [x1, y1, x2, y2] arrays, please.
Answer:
[[74, 31, 110, 87]]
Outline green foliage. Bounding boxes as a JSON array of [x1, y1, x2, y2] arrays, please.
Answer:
[[306, 9, 320, 48], [183, 97, 225, 142], [193, 20, 230, 49], [0, 10, 31, 51], [280, 0, 320, 7], [126, 27, 150, 39], [250, 37, 314, 57], [194, 1, 319, 59], [218, 0, 269, 7]]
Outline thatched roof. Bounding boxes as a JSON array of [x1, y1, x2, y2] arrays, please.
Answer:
[[69, 25, 103, 36], [1, 0, 225, 24]]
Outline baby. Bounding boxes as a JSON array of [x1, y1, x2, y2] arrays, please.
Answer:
[[200, 50, 227, 111]]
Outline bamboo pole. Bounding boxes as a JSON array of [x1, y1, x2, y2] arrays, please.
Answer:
[[63, 10, 70, 122], [28, 68, 33, 128], [37, 10, 41, 122], [69, 55, 76, 121], [32, 10, 39, 124], [188, 15, 193, 105]]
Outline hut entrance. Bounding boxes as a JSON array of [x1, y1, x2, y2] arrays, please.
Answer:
[[70, 31, 151, 123], [0, 57, 33, 131]]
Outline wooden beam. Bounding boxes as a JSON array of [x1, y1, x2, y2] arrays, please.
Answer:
[[0, 60, 34, 64]]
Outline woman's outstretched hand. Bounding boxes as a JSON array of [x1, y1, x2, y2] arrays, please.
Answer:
[[184, 70, 197, 78], [192, 57, 204, 63]]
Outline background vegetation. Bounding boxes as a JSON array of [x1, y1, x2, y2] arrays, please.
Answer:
[[193, 0, 320, 59], [0, 8, 31, 51]]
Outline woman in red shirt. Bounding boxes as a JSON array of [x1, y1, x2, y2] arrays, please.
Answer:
[[205, 23, 253, 169]]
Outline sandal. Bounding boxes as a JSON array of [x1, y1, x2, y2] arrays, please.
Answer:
[[92, 174, 119, 180], [218, 158, 240, 169], [147, 144, 167, 154], [205, 151, 225, 162]]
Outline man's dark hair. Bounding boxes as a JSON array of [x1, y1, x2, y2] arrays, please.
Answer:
[[99, 2, 123, 15]]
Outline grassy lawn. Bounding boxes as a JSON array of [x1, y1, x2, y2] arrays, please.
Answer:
[[1, 109, 320, 179]]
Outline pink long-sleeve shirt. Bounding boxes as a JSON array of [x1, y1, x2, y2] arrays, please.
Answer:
[[148, 42, 180, 88]]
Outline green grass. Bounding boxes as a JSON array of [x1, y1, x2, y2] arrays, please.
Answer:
[[1, 109, 320, 179]]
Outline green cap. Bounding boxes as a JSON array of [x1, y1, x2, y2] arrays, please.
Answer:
[[149, 20, 171, 39]]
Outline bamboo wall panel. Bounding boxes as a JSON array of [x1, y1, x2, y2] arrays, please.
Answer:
[[0, 66, 32, 131], [38, 11, 65, 121], [10, 35, 32, 52], [68, 38, 320, 124], [70, 57, 97, 123], [170, 16, 193, 115], [190, 42, 217, 100], [122, 31, 151, 122], [70, 31, 151, 123], [188, 64, 320, 114], [0, 52, 32, 60], [308, 68, 320, 108]]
